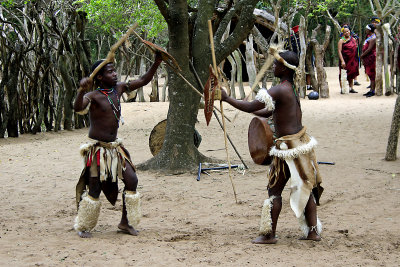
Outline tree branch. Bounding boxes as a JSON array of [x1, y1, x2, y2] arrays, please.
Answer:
[[154, 0, 170, 24], [215, 0, 258, 64]]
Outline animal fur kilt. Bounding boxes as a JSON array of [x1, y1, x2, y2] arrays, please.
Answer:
[[75, 138, 135, 209], [268, 127, 324, 217]]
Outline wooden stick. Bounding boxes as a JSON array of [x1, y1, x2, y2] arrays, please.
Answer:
[[208, 19, 238, 203], [190, 61, 248, 169], [231, 48, 275, 122], [79, 23, 138, 91], [174, 72, 230, 122]]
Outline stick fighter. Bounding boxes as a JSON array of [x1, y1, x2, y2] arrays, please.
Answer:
[[220, 48, 324, 244], [73, 45, 162, 238]]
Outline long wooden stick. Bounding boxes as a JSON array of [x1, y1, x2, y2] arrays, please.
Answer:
[[79, 23, 139, 91], [190, 61, 248, 169], [132, 31, 230, 121], [208, 19, 237, 203], [231, 47, 275, 122]]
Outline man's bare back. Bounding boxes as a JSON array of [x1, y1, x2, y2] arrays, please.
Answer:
[[269, 80, 302, 138]]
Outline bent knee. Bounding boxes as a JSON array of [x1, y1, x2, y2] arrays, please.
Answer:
[[123, 173, 138, 191]]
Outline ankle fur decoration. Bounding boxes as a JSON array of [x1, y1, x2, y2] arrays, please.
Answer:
[[124, 191, 141, 228], [299, 214, 322, 237], [74, 194, 101, 233], [259, 196, 276, 235]]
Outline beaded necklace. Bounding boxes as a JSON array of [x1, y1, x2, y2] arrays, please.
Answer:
[[281, 80, 297, 96], [281, 79, 300, 106], [96, 88, 124, 125]]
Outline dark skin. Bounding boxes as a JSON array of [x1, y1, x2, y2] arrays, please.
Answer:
[[73, 53, 162, 238], [360, 29, 376, 93], [221, 57, 320, 244]]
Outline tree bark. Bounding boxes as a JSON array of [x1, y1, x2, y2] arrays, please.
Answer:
[[296, 17, 307, 98], [311, 24, 331, 98], [0, 54, 11, 138], [385, 94, 400, 160], [306, 43, 318, 90], [382, 24, 391, 95], [227, 55, 237, 98], [375, 26, 383, 96], [136, 56, 146, 102], [150, 73, 159, 102], [245, 34, 259, 94], [6, 52, 21, 137], [233, 50, 245, 99], [145, 0, 258, 172], [161, 67, 169, 102], [141, 0, 206, 172]]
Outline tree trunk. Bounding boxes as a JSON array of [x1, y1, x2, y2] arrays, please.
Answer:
[[54, 79, 65, 132], [296, 17, 307, 98], [58, 54, 75, 131], [161, 67, 169, 102], [140, 0, 206, 172], [6, 53, 21, 137], [395, 40, 400, 94], [0, 54, 11, 138], [233, 50, 245, 99], [382, 24, 391, 95], [146, 0, 258, 172], [227, 55, 237, 98], [137, 56, 146, 102], [306, 43, 318, 90], [375, 26, 383, 96], [385, 94, 400, 161], [245, 34, 259, 95], [150, 73, 159, 102], [311, 24, 331, 98]]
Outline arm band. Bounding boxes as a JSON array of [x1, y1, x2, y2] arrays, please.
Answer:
[[255, 89, 275, 111]]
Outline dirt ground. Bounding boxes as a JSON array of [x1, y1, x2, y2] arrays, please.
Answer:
[[1, 67, 400, 266]]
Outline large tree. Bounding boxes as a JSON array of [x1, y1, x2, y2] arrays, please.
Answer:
[[138, 0, 258, 172]]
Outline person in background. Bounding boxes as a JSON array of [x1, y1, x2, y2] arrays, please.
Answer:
[[339, 23, 361, 86], [361, 24, 376, 97], [338, 25, 359, 93], [285, 25, 313, 90]]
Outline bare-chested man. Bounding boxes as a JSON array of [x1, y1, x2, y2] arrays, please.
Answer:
[[73, 52, 162, 238], [220, 50, 323, 244]]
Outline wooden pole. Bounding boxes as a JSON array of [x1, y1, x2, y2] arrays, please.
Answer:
[[189, 61, 248, 169], [208, 19, 238, 203], [78, 23, 138, 91]]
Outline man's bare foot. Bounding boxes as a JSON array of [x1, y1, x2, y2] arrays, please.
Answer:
[[251, 235, 277, 244], [118, 223, 138, 236], [299, 231, 321, 241], [78, 231, 92, 238]]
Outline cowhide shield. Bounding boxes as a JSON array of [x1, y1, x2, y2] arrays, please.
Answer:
[[204, 65, 218, 126], [142, 39, 181, 71]]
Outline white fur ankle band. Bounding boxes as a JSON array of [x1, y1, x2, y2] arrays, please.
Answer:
[[124, 191, 141, 228], [74, 194, 101, 233], [259, 196, 276, 235]]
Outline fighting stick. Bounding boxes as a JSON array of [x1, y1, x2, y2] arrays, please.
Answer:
[[232, 45, 284, 122], [131, 29, 230, 122], [78, 23, 139, 91], [208, 19, 238, 203], [189, 61, 248, 169]]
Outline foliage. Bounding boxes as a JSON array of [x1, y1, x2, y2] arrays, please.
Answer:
[[0, 0, 32, 7], [72, 0, 167, 38]]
